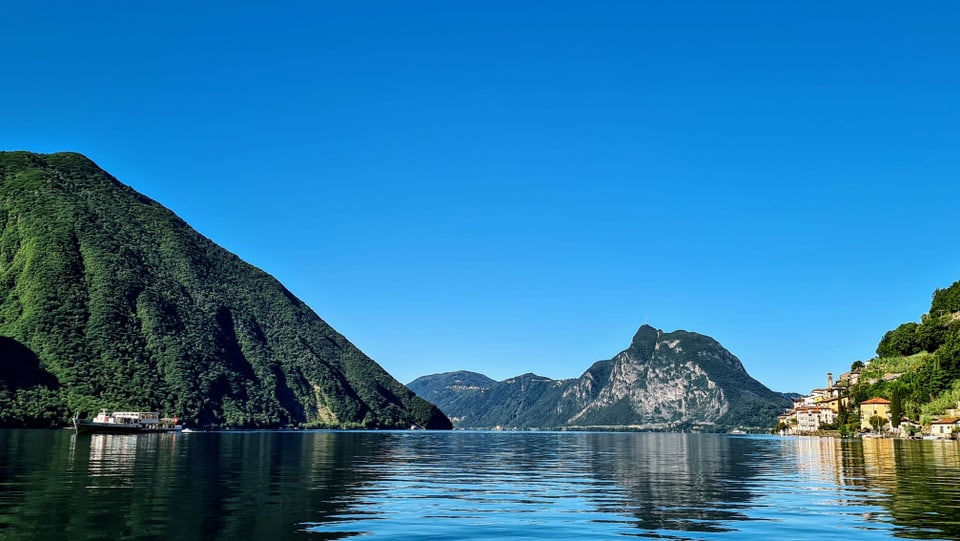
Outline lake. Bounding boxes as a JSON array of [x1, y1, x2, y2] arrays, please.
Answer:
[[1, 430, 959, 541]]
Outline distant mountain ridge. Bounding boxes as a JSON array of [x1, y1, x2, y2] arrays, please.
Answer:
[[0, 151, 451, 429], [409, 325, 790, 430]]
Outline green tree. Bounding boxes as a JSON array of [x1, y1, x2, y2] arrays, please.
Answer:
[[931, 280, 960, 315], [0, 152, 452, 430], [917, 321, 947, 353], [837, 401, 849, 426], [876, 322, 921, 357], [890, 386, 903, 428]]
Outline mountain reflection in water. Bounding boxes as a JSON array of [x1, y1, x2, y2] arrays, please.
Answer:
[[1, 430, 959, 540]]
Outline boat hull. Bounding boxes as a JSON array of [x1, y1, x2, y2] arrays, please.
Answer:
[[74, 419, 182, 435]]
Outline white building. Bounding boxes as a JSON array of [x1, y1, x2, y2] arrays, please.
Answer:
[[779, 406, 836, 435], [930, 418, 960, 439]]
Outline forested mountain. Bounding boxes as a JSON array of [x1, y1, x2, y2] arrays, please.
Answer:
[[406, 370, 497, 425], [0, 151, 451, 429], [409, 325, 790, 430]]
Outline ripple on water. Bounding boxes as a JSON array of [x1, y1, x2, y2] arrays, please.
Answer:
[[3, 430, 960, 540]]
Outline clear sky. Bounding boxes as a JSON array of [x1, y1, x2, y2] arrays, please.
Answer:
[[3, 2, 959, 394]]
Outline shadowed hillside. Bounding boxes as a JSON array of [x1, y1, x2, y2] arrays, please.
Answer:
[[0, 151, 450, 429]]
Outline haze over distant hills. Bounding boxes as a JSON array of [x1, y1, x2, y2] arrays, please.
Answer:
[[409, 325, 791, 430], [0, 151, 451, 429]]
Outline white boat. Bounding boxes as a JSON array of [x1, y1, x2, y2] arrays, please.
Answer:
[[73, 409, 183, 434]]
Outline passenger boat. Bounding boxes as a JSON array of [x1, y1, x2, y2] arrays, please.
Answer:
[[73, 409, 183, 434]]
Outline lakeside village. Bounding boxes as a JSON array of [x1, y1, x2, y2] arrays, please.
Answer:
[[777, 368, 960, 440]]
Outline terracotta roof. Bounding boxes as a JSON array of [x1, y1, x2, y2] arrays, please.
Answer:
[[860, 397, 891, 405], [931, 417, 960, 425]]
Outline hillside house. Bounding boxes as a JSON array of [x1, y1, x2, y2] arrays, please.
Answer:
[[930, 418, 960, 440], [838, 367, 861, 386], [945, 401, 960, 418], [814, 395, 851, 414], [859, 397, 892, 432], [790, 373, 851, 413]]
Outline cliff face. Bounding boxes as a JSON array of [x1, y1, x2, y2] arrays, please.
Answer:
[[409, 325, 790, 430], [0, 151, 451, 429], [557, 326, 785, 429]]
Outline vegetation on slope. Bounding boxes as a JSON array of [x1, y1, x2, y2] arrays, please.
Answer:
[[845, 279, 960, 428], [0, 151, 451, 429]]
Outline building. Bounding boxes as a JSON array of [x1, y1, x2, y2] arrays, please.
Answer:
[[814, 395, 851, 414], [929, 418, 960, 440], [790, 373, 851, 413], [778, 405, 837, 435], [795, 406, 836, 434], [859, 397, 892, 432], [945, 401, 960, 418], [811, 372, 852, 412], [838, 367, 861, 386], [778, 372, 857, 435], [896, 418, 922, 439]]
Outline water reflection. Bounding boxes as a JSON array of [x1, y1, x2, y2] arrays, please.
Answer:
[[303, 432, 641, 539], [303, 433, 960, 540], [849, 438, 960, 539], [85, 434, 144, 488], [165, 431, 390, 540], [2, 431, 960, 540], [585, 433, 757, 533], [0, 430, 383, 541], [763, 436, 960, 540], [301, 432, 775, 540]]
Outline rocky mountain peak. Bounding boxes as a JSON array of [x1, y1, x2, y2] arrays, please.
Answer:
[[410, 324, 791, 430], [630, 324, 661, 356]]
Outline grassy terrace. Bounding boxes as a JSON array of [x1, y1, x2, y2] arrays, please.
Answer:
[[861, 352, 933, 383]]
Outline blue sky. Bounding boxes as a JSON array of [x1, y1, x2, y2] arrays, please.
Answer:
[[3, 2, 959, 393]]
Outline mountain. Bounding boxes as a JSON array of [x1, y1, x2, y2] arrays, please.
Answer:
[[405, 371, 496, 424], [409, 371, 563, 428], [406, 371, 496, 408], [409, 325, 791, 430], [0, 151, 451, 430]]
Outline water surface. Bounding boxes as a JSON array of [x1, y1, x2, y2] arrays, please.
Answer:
[[1, 430, 958, 540]]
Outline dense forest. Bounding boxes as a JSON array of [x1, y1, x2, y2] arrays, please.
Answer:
[[0, 151, 451, 429]]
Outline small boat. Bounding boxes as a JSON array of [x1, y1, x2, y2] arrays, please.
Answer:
[[73, 409, 183, 434]]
